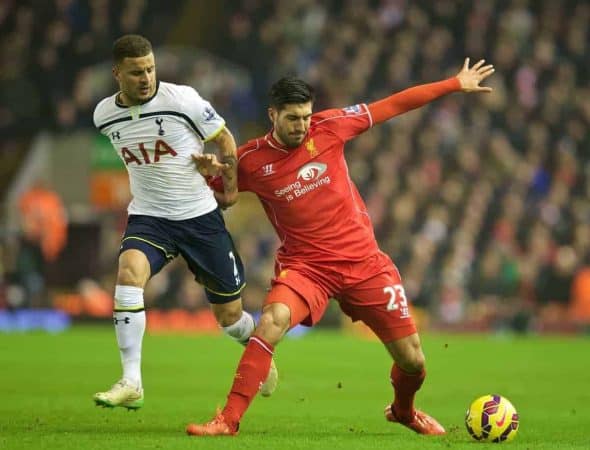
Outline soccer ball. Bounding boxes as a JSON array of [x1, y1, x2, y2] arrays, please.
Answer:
[[465, 394, 519, 443]]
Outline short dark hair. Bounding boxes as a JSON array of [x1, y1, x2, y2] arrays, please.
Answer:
[[113, 34, 153, 64], [269, 77, 315, 110]]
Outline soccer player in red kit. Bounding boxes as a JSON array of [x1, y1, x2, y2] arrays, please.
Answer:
[[187, 58, 494, 436]]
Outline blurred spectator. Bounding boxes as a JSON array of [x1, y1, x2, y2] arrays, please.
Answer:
[[9, 179, 68, 308]]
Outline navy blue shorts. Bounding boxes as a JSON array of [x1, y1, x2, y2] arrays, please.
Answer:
[[120, 208, 245, 304]]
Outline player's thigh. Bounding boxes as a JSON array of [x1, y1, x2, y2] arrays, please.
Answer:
[[176, 209, 245, 304], [119, 215, 177, 285], [266, 263, 333, 327], [339, 269, 417, 343]]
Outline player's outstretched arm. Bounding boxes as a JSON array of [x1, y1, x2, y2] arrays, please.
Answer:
[[192, 153, 235, 208], [211, 127, 238, 207], [368, 58, 494, 125]]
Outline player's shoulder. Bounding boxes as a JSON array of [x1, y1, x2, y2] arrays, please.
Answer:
[[237, 137, 263, 161], [311, 104, 368, 125], [93, 93, 119, 129], [237, 136, 279, 171], [158, 82, 214, 118], [159, 81, 194, 96], [153, 81, 192, 106]]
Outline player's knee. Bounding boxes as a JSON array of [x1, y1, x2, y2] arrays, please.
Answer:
[[213, 301, 243, 327], [399, 347, 425, 373], [117, 266, 146, 287], [117, 250, 150, 287], [256, 307, 290, 345]]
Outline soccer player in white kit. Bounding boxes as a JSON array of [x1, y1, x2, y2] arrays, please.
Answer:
[[92, 34, 276, 410]]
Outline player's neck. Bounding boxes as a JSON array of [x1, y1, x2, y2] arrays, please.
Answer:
[[117, 92, 141, 107], [116, 82, 158, 107], [271, 130, 287, 147]]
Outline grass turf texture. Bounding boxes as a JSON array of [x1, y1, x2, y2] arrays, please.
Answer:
[[0, 327, 588, 449]]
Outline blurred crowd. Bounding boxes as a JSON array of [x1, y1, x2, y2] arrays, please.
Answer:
[[2, 0, 589, 332], [0, 0, 182, 135]]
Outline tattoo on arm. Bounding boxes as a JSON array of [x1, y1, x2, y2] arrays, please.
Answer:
[[216, 129, 238, 196]]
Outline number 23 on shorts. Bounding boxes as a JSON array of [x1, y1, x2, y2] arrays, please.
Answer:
[[384, 284, 411, 318]]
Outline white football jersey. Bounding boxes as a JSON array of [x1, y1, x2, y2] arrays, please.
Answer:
[[93, 81, 224, 220]]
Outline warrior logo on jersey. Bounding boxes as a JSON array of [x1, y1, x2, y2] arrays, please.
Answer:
[[155, 117, 165, 136], [262, 164, 275, 176], [343, 104, 362, 115], [297, 162, 327, 181]]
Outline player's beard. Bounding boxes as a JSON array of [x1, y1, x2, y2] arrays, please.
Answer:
[[137, 83, 154, 101], [277, 128, 305, 148]]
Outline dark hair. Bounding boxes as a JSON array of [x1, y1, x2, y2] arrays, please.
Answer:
[[113, 34, 153, 64], [269, 77, 315, 110]]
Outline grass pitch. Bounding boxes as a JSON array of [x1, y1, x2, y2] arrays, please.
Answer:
[[0, 326, 588, 449]]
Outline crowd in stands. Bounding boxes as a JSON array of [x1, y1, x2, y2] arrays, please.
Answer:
[[0, 0, 182, 135], [2, 0, 589, 332], [217, 0, 590, 332]]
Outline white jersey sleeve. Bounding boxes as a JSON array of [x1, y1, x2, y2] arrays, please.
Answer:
[[177, 86, 226, 142]]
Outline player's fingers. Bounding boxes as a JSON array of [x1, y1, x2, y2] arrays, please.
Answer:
[[473, 59, 485, 70], [480, 67, 495, 79], [463, 57, 470, 71], [478, 64, 494, 74], [476, 86, 493, 93]]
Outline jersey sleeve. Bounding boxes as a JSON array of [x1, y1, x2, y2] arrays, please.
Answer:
[[236, 145, 253, 192], [312, 104, 372, 142], [92, 98, 109, 133], [178, 86, 226, 142]]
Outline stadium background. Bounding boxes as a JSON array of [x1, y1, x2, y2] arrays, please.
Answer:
[[1, 0, 590, 336]]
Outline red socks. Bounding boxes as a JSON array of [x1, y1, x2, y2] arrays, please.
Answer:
[[222, 336, 274, 427], [390, 364, 426, 422]]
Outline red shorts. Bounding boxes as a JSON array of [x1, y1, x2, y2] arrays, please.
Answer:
[[265, 251, 417, 342]]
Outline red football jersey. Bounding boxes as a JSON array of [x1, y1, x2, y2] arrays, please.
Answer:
[[237, 104, 379, 264]]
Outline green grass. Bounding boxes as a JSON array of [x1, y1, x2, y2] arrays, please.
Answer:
[[0, 327, 589, 449]]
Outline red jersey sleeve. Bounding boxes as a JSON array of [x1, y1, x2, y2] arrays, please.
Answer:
[[312, 104, 372, 142], [206, 170, 249, 193]]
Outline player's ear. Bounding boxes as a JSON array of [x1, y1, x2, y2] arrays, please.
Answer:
[[112, 64, 119, 82], [268, 107, 277, 124]]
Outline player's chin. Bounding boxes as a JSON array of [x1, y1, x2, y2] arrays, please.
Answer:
[[288, 136, 305, 147], [138, 88, 152, 98]]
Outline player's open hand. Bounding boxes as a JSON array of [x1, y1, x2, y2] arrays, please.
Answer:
[[192, 153, 230, 177], [456, 58, 494, 93]]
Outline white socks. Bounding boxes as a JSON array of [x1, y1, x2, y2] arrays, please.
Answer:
[[222, 311, 255, 345], [112, 291, 253, 388], [113, 285, 145, 388]]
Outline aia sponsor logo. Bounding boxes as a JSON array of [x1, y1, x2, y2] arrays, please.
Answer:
[[120, 140, 178, 165], [297, 162, 327, 181]]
